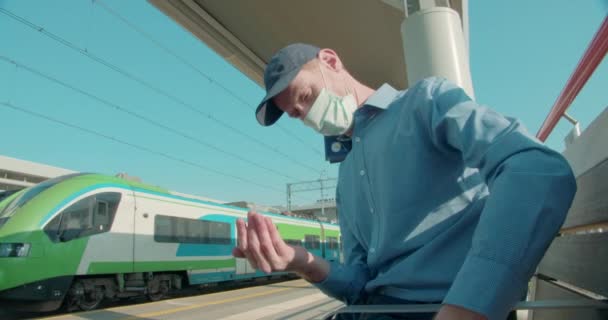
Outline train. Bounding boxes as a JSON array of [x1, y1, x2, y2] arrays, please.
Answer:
[[0, 173, 341, 312]]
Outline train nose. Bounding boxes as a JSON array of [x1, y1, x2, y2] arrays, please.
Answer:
[[0, 262, 16, 292]]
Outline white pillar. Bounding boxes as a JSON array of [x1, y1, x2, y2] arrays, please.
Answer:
[[401, 4, 475, 98]]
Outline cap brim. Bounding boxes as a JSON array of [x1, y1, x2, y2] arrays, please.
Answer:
[[255, 68, 301, 126]]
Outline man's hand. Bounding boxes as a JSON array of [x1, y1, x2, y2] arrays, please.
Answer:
[[232, 211, 300, 273], [434, 304, 487, 320], [232, 211, 330, 282]]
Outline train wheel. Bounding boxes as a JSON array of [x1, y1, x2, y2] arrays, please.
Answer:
[[147, 276, 169, 301], [66, 281, 104, 311], [78, 287, 104, 311]]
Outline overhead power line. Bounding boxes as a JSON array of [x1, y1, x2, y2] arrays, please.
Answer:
[[95, 0, 324, 157], [0, 101, 283, 193], [0, 56, 302, 181], [2, 100, 322, 203], [0, 8, 322, 174]]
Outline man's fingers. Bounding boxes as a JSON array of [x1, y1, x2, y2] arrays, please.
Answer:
[[236, 218, 258, 268], [238, 212, 286, 273], [232, 247, 245, 258], [248, 212, 271, 273], [265, 216, 288, 255], [236, 218, 247, 251], [253, 214, 281, 267]]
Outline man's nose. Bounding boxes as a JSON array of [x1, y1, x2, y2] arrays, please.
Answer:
[[287, 105, 303, 119], [286, 109, 299, 118]]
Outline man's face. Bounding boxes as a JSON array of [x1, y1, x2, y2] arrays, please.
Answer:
[[273, 55, 349, 121]]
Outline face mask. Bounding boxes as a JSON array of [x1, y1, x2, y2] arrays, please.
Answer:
[[302, 65, 357, 136], [302, 89, 357, 136]]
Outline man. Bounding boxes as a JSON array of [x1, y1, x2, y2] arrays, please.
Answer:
[[232, 43, 577, 320]]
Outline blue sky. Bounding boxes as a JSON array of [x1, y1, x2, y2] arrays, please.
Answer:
[[1, 1, 606, 207]]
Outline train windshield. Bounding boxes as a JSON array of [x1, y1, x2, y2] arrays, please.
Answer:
[[0, 173, 85, 227]]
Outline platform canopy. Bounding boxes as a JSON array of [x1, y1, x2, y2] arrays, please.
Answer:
[[149, 0, 467, 90], [0, 155, 75, 191]]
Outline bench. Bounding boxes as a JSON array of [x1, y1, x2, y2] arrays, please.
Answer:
[[527, 106, 608, 320]]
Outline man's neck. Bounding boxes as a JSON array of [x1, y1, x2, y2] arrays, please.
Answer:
[[342, 83, 375, 137], [353, 82, 376, 109]]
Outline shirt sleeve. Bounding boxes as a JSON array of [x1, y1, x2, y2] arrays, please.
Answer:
[[313, 187, 371, 304], [417, 77, 577, 320]]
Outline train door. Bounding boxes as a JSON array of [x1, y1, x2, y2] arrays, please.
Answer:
[[65, 188, 136, 274], [235, 257, 256, 274], [132, 192, 173, 268]]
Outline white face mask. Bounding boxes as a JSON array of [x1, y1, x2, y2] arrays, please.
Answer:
[[302, 64, 357, 136]]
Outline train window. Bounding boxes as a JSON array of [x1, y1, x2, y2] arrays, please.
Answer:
[[44, 192, 122, 242], [93, 200, 109, 229], [0, 173, 85, 220], [185, 219, 203, 243], [304, 235, 320, 250], [174, 218, 190, 242], [285, 239, 302, 246], [154, 215, 231, 245], [207, 221, 231, 244], [327, 237, 339, 250], [154, 215, 174, 242], [81, 193, 121, 237]]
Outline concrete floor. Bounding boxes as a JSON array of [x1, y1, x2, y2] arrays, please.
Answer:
[[1, 279, 533, 320], [3, 279, 342, 320]]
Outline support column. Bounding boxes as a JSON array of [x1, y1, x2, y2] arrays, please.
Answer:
[[401, 0, 475, 98]]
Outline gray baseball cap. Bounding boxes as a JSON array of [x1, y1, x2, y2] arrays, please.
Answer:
[[255, 43, 320, 126]]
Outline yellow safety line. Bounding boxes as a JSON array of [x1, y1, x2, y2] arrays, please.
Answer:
[[118, 287, 292, 320], [40, 281, 310, 320], [38, 309, 104, 320]]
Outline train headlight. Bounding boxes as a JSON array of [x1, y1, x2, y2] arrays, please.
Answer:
[[0, 243, 31, 257]]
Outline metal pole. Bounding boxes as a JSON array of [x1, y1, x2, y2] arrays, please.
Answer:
[[562, 112, 579, 126], [536, 15, 608, 141], [286, 183, 291, 212], [320, 179, 325, 216]]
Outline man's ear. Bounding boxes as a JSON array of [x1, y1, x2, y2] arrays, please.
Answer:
[[318, 48, 343, 72]]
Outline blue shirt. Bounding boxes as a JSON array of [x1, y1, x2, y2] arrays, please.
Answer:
[[313, 77, 577, 320]]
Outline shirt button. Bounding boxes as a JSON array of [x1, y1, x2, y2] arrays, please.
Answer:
[[360, 170, 365, 176], [370, 207, 374, 214], [370, 248, 376, 254], [354, 137, 361, 142]]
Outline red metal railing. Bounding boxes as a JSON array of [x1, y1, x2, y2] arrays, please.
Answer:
[[536, 15, 608, 141]]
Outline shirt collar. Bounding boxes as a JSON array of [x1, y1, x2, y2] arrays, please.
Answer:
[[361, 83, 400, 111], [336, 84, 400, 148]]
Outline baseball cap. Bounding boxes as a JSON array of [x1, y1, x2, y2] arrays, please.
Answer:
[[255, 43, 320, 126]]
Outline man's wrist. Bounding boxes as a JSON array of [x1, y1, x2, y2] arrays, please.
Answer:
[[292, 249, 329, 283]]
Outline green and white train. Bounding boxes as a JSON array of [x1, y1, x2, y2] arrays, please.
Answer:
[[0, 173, 341, 311]]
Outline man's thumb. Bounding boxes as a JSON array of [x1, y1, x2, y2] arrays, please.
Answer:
[[232, 247, 246, 258]]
